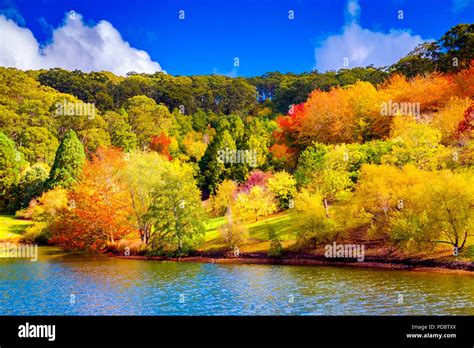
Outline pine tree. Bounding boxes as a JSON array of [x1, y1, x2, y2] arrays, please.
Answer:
[[47, 130, 85, 189]]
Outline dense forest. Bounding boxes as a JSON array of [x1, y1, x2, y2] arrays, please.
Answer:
[[0, 24, 473, 259]]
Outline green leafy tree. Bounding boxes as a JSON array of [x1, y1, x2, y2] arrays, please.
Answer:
[[104, 111, 138, 152], [268, 225, 284, 258], [192, 108, 209, 132], [18, 127, 59, 165], [78, 128, 111, 154], [267, 171, 296, 209], [199, 129, 236, 195], [147, 162, 205, 256], [47, 130, 85, 189], [16, 163, 49, 209], [437, 24, 474, 72], [391, 42, 439, 77], [125, 95, 172, 148], [295, 143, 329, 186], [0, 131, 23, 211]]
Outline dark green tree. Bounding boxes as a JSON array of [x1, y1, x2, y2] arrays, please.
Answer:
[[47, 130, 85, 189], [16, 163, 49, 208], [438, 24, 474, 72]]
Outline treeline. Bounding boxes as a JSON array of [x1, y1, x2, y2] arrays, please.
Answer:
[[34, 24, 474, 115], [0, 23, 473, 258]]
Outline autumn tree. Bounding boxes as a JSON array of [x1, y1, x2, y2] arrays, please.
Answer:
[[212, 179, 237, 217], [182, 131, 208, 162], [354, 164, 474, 253], [150, 132, 172, 160], [235, 185, 277, 222], [292, 190, 337, 249], [267, 171, 296, 209], [238, 170, 271, 194], [382, 117, 444, 170], [51, 147, 135, 251], [456, 103, 474, 141], [18, 186, 69, 243], [120, 151, 169, 244], [431, 98, 472, 144], [219, 207, 248, 250]]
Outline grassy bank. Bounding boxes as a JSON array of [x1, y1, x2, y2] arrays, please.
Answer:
[[4, 212, 472, 271], [200, 211, 474, 266], [0, 215, 33, 242], [203, 211, 295, 253]]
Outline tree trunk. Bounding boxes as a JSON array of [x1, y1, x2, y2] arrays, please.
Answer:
[[323, 198, 329, 218]]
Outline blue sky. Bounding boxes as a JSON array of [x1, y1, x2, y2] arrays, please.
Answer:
[[0, 0, 473, 76]]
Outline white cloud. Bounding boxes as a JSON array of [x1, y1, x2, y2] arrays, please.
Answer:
[[0, 15, 41, 69], [211, 67, 238, 77], [346, 0, 360, 22], [0, 13, 162, 75], [314, 0, 426, 72]]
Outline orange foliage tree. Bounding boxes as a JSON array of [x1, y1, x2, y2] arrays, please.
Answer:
[[275, 70, 472, 149], [452, 61, 474, 99], [381, 73, 454, 113], [50, 147, 136, 251], [276, 81, 387, 146]]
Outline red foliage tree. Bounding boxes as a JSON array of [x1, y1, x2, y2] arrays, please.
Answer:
[[456, 103, 474, 140], [150, 132, 172, 160], [274, 103, 306, 148]]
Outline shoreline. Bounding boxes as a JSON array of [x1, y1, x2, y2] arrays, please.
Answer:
[[110, 252, 474, 275], [3, 238, 472, 274]]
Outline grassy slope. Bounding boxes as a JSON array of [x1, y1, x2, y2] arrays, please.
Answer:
[[201, 211, 474, 262], [202, 211, 297, 253], [0, 215, 33, 242]]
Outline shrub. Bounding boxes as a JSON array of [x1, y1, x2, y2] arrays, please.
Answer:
[[267, 226, 284, 258], [20, 222, 50, 244], [292, 190, 338, 249], [219, 210, 248, 250]]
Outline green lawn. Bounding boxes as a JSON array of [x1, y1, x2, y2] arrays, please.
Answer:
[[202, 211, 297, 252], [0, 215, 33, 242]]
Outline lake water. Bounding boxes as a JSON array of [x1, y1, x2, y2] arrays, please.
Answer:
[[0, 247, 473, 315]]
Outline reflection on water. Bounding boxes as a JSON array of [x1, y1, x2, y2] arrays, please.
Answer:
[[0, 247, 473, 315]]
